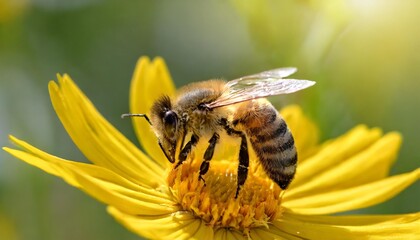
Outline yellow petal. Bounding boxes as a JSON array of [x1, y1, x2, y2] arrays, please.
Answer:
[[290, 125, 383, 188], [108, 207, 214, 240], [129, 57, 176, 168], [283, 212, 420, 225], [273, 212, 420, 240], [48, 75, 165, 187], [250, 228, 293, 240], [280, 105, 320, 160], [214, 228, 247, 240], [285, 132, 402, 199], [4, 143, 177, 216], [283, 168, 420, 215]]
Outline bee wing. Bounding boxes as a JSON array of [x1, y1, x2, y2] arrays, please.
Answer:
[[207, 68, 315, 109], [240, 67, 298, 79]]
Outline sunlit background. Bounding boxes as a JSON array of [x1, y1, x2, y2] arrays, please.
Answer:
[[1, 0, 419, 239]]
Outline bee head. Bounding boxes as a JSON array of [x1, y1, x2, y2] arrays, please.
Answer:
[[150, 95, 180, 163]]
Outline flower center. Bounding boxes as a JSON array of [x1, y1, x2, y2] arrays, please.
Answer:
[[167, 151, 283, 233]]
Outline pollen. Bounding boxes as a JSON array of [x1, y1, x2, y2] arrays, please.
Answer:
[[167, 153, 283, 234]]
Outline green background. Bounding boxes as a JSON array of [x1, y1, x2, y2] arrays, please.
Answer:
[[0, 1, 419, 239]]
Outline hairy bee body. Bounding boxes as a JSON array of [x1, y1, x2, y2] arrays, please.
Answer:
[[151, 80, 297, 192], [232, 99, 297, 189], [173, 80, 226, 136], [125, 67, 314, 197]]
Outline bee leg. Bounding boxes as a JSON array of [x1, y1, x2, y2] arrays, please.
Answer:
[[235, 134, 249, 198], [198, 133, 220, 185], [175, 134, 199, 169], [158, 140, 174, 163], [179, 125, 187, 154], [219, 118, 249, 198]]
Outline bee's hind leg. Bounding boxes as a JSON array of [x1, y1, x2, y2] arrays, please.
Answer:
[[235, 134, 249, 198], [219, 118, 249, 198], [198, 133, 220, 185]]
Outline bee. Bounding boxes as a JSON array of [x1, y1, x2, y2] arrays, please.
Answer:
[[122, 68, 315, 197]]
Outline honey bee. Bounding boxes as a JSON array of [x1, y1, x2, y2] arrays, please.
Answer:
[[122, 68, 315, 197]]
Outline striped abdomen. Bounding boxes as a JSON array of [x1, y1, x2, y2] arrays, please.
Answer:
[[234, 101, 297, 189]]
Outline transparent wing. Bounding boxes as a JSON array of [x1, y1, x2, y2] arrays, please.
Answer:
[[238, 67, 297, 80], [207, 68, 315, 109]]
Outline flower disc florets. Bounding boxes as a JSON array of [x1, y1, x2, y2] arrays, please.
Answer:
[[167, 150, 283, 234]]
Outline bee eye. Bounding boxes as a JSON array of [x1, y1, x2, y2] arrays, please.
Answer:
[[163, 111, 178, 139]]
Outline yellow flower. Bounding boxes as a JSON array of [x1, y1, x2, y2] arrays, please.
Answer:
[[4, 57, 420, 239]]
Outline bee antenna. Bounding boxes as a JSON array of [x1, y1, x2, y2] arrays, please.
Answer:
[[121, 113, 152, 125]]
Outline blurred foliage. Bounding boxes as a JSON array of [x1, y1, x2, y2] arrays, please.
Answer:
[[0, 0, 419, 239], [0, 214, 18, 240]]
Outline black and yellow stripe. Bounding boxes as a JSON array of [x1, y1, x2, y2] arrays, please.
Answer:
[[237, 104, 297, 190]]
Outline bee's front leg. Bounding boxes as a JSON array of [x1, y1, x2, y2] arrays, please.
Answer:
[[175, 133, 199, 169], [198, 133, 220, 184]]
